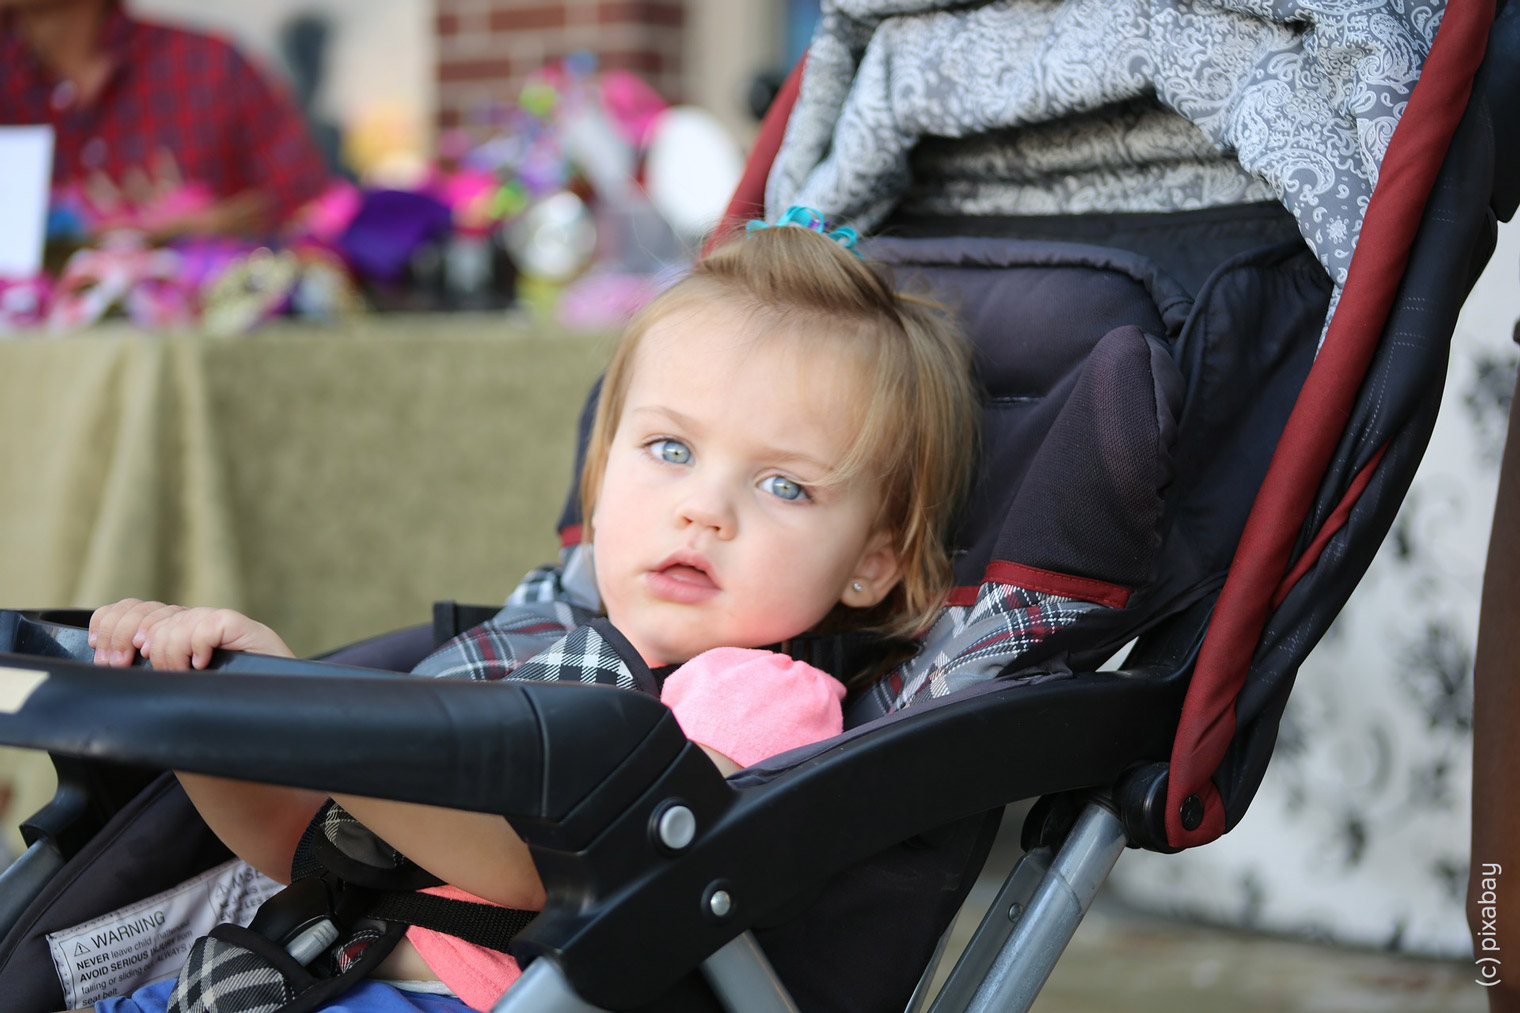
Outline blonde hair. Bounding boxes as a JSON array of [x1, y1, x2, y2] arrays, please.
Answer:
[[581, 223, 978, 640]]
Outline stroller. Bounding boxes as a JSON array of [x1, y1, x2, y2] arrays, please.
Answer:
[[0, 2, 1516, 1009]]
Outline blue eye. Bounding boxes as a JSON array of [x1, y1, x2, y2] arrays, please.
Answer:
[[761, 475, 808, 501], [650, 438, 692, 464]]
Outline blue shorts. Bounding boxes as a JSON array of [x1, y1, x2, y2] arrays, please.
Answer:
[[96, 977, 474, 1012]]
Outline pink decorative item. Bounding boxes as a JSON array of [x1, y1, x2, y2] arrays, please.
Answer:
[[555, 270, 664, 331], [124, 249, 196, 330], [48, 240, 143, 331], [0, 276, 52, 334], [69, 180, 218, 237], [48, 235, 196, 332], [599, 69, 669, 149], [294, 181, 364, 244], [132, 181, 218, 236], [436, 169, 501, 236]]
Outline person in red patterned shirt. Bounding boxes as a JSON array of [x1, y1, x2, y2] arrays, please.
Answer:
[[0, 0, 330, 236]]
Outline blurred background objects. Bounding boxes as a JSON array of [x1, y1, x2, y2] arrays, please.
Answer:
[[1, 0, 808, 333]]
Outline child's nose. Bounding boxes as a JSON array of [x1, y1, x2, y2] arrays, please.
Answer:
[[678, 483, 737, 538]]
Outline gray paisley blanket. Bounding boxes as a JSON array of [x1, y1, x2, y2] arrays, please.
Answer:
[[767, 0, 1445, 290]]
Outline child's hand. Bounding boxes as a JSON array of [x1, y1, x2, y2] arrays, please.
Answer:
[[89, 598, 294, 670]]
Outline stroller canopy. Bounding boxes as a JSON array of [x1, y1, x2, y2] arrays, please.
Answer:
[[772, 0, 1445, 295]]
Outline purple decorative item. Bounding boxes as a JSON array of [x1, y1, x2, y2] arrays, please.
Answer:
[[172, 237, 252, 291], [337, 189, 453, 284]]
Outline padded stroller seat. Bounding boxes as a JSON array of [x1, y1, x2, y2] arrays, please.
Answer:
[[0, 224, 1325, 1011]]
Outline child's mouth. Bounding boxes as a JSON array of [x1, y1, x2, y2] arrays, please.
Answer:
[[663, 564, 714, 585], [647, 559, 719, 603]]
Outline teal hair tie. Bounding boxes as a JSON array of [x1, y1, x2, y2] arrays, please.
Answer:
[[745, 205, 862, 258]]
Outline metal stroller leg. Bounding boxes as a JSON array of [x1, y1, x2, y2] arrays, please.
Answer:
[[926, 801, 1127, 1013], [489, 930, 799, 1013], [699, 931, 801, 1013], [490, 960, 609, 1012]]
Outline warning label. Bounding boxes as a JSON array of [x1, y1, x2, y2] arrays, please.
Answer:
[[47, 858, 281, 1008]]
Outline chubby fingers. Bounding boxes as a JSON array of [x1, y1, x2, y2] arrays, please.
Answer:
[[139, 608, 234, 671], [89, 599, 184, 666], [139, 607, 292, 671]]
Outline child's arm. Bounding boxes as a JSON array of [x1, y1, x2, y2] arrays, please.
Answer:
[[90, 600, 317, 882], [86, 601, 550, 904]]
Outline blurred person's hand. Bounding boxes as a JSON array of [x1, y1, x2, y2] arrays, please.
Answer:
[[85, 148, 270, 240]]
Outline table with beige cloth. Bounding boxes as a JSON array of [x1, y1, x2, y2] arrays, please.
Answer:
[[0, 316, 610, 851]]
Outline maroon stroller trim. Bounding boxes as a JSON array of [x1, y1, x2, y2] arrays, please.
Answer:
[[1165, 0, 1496, 848], [945, 561, 1132, 610], [1269, 443, 1389, 613]]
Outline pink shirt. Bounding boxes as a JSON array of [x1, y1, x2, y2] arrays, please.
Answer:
[[404, 648, 845, 1010]]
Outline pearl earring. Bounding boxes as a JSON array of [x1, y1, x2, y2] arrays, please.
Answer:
[[851, 581, 864, 593]]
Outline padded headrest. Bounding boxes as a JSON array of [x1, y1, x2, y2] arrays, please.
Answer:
[[868, 236, 1188, 601]]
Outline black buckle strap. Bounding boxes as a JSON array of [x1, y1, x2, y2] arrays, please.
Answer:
[[366, 891, 537, 952]]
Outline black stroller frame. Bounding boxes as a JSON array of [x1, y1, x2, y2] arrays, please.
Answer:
[[0, 3, 1517, 1011]]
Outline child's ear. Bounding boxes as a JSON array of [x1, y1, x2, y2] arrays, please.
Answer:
[[841, 530, 902, 609]]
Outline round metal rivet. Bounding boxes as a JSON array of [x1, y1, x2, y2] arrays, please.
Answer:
[[657, 805, 696, 851], [1008, 902, 1023, 922], [709, 890, 733, 918], [1180, 794, 1204, 831]]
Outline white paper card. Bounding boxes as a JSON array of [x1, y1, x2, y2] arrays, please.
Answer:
[[0, 665, 47, 713], [47, 858, 282, 1008], [0, 125, 54, 277]]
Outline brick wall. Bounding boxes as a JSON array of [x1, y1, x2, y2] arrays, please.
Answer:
[[435, 0, 686, 132]]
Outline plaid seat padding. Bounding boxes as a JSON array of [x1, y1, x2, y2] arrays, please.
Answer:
[[412, 559, 601, 682]]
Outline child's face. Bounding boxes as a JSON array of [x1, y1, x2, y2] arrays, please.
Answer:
[[591, 302, 901, 667]]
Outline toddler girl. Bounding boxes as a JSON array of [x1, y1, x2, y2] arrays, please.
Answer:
[[79, 210, 979, 1013]]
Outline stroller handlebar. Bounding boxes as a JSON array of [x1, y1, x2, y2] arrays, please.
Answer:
[[0, 610, 697, 844]]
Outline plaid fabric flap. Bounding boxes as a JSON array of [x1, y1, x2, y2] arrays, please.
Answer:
[[850, 580, 1104, 720], [506, 620, 641, 692], [166, 932, 298, 1013]]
